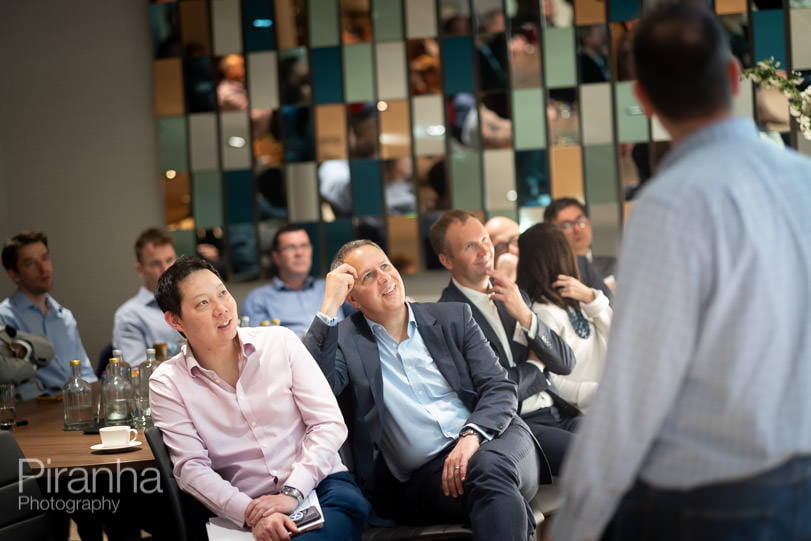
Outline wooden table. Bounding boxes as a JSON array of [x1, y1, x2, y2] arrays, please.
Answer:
[[12, 398, 155, 473]]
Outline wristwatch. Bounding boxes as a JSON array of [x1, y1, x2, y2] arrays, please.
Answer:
[[280, 485, 304, 505], [459, 427, 483, 443]]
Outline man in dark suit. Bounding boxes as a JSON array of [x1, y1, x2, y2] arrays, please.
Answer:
[[430, 210, 580, 474], [304, 240, 542, 541]]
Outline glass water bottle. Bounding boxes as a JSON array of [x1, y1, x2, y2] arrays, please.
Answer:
[[111, 348, 132, 383], [136, 348, 159, 428], [102, 358, 133, 426], [62, 360, 95, 430]]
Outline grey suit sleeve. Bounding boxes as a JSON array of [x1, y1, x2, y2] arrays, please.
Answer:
[[459, 306, 519, 437], [303, 316, 349, 397]]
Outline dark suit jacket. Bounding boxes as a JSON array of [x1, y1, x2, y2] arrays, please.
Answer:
[[304, 301, 550, 495], [438, 280, 576, 409]]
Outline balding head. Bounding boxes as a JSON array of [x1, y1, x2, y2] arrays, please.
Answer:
[[485, 216, 520, 263]]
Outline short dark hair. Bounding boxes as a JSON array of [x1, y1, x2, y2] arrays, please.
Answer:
[[134, 228, 174, 263], [271, 224, 308, 253], [330, 239, 383, 271], [543, 198, 586, 223], [632, 1, 732, 121], [428, 210, 476, 257], [155, 256, 220, 317], [516, 223, 581, 310], [2, 232, 48, 272]]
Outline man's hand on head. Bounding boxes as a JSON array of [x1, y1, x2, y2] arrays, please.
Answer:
[[321, 263, 358, 317]]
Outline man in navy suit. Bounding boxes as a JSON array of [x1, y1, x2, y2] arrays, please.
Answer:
[[430, 210, 580, 475], [304, 240, 542, 541]]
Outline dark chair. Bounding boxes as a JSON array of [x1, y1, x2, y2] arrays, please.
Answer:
[[144, 427, 212, 541], [96, 343, 114, 379], [0, 431, 57, 540]]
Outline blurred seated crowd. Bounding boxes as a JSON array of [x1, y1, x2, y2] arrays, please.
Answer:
[[3, 3, 811, 541]]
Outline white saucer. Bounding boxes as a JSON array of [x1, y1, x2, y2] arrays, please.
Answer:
[[90, 441, 143, 452]]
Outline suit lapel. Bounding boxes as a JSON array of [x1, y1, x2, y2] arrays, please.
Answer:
[[443, 281, 510, 368], [348, 314, 385, 410], [412, 304, 462, 391]]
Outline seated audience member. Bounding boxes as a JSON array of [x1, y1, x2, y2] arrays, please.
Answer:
[[543, 197, 617, 292], [304, 240, 542, 540], [113, 228, 181, 365], [0, 325, 54, 399], [430, 211, 579, 475], [516, 224, 612, 410], [485, 216, 610, 306], [0, 232, 96, 391], [243, 225, 352, 335], [484, 216, 521, 282], [150, 256, 369, 540]]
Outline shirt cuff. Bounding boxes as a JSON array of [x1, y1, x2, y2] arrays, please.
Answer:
[[316, 312, 338, 327], [511, 312, 538, 346], [463, 423, 494, 442]]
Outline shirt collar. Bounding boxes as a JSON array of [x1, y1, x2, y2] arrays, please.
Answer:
[[184, 328, 256, 377], [136, 286, 158, 306], [271, 275, 315, 291], [452, 277, 492, 306], [658, 117, 759, 174], [365, 302, 418, 341], [11, 289, 60, 315]]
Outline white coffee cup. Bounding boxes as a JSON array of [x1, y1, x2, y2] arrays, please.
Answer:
[[99, 425, 137, 447]]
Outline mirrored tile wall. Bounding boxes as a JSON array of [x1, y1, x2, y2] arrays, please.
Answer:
[[151, 0, 811, 279]]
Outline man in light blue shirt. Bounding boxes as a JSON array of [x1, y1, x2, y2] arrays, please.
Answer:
[[242, 224, 351, 336], [305, 239, 543, 541], [0, 232, 96, 391], [547, 3, 811, 541], [112, 228, 181, 365]]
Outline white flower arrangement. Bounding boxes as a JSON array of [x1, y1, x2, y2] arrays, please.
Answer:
[[743, 57, 811, 140]]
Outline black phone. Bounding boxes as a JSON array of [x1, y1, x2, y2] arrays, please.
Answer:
[[290, 506, 322, 530]]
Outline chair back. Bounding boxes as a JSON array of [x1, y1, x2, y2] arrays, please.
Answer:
[[145, 426, 211, 541], [0, 431, 57, 540]]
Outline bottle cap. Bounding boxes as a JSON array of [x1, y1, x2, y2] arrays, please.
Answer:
[[70, 359, 81, 366]]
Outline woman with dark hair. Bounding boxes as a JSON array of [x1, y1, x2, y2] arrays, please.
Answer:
[[516, 223, 612, 410]]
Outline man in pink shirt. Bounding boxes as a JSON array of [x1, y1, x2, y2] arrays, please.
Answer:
[[150, 256, 369, 540]]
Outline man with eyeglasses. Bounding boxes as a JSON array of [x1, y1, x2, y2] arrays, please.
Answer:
[[484, 216, 521, 282], [486, 215, 611, 306], [243, 225, 352, 336], [113, 228, 182, 365], [544, 197, 616, 293]]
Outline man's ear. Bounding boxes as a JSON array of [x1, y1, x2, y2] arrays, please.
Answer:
[[346, 291, 361, 311], [437, 252, 452, 271], [7, 269, 20, 286], [164, 311, 184, 334], [632, 81, 656, 118], [728, 55, 742, 98], [135, 261, 145, 280]]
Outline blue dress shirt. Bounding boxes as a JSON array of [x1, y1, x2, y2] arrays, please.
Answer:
[[365, 305, 471, 481], [0, 290, 96, 389], [113, 286, 181, 365], [242, 276, 350, 337]]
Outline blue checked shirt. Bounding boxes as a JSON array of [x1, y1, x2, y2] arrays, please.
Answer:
[[550, 118, 811, 541]]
